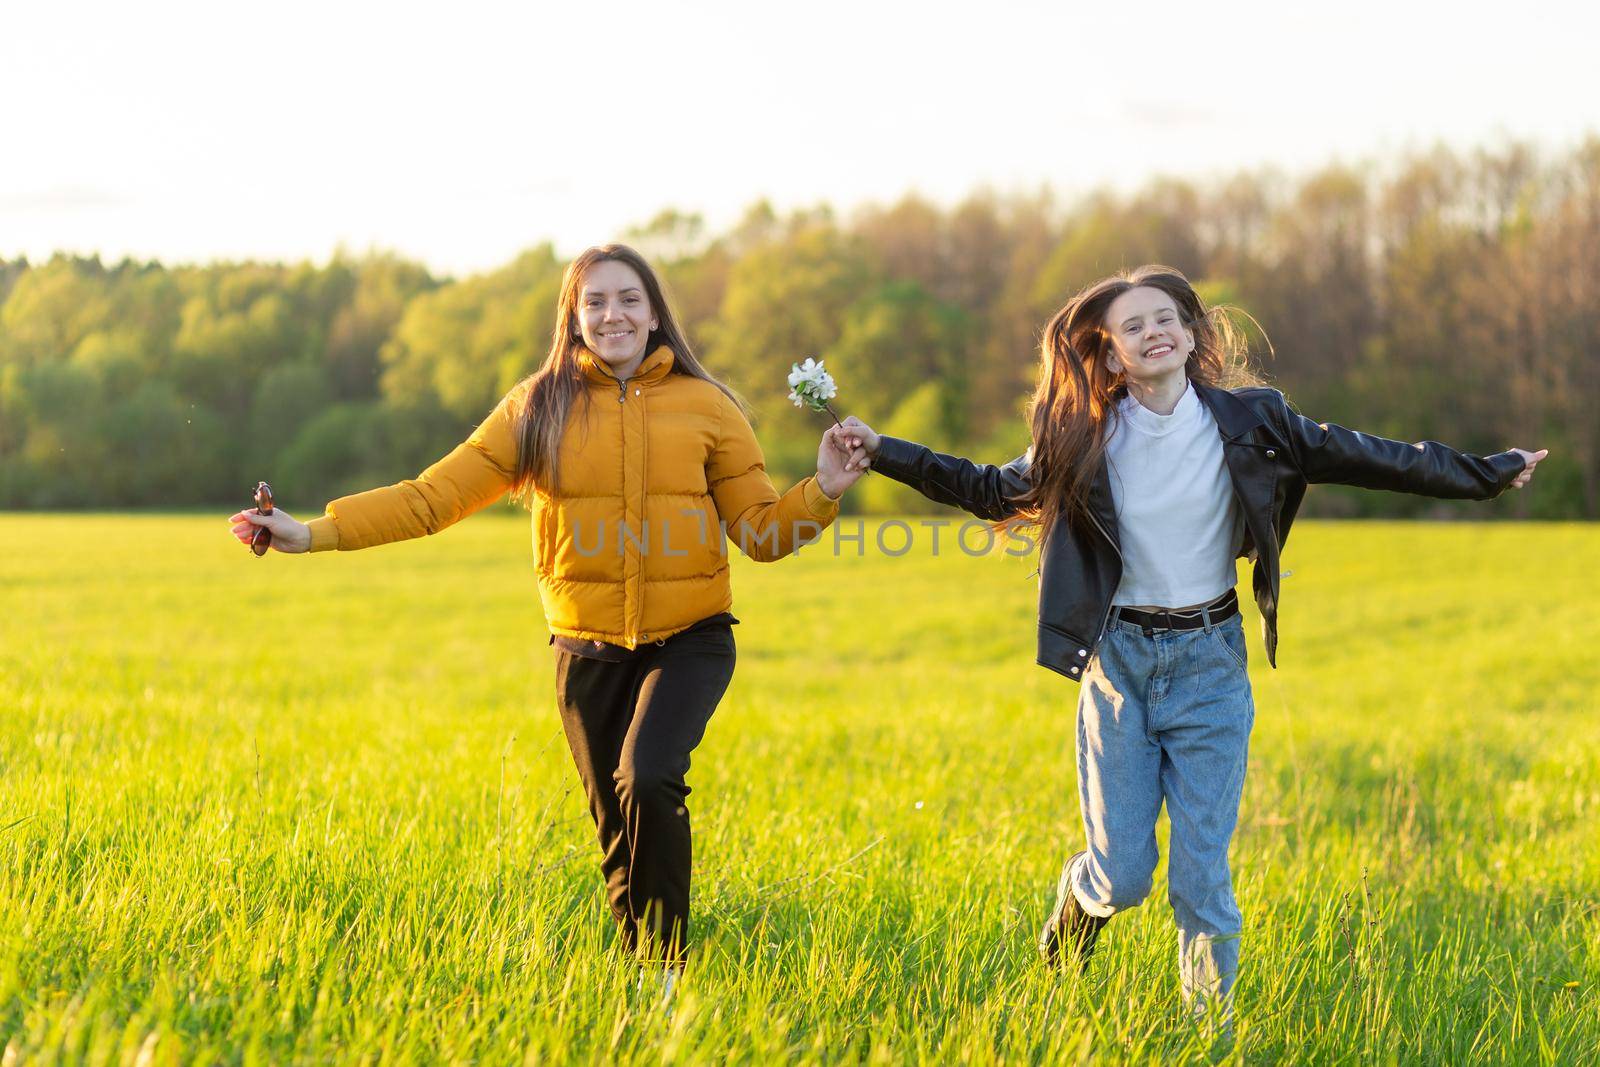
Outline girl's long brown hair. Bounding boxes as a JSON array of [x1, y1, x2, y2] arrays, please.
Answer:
[[1005, 265, 1264, 543], [509, 244, 739, 499]]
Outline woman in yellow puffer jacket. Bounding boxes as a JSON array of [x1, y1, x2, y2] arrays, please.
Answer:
[[229, 244, 861, 978]]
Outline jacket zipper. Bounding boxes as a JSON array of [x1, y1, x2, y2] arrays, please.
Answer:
[[1086, 508, 1124, 646], [613, 370, 631, 639]]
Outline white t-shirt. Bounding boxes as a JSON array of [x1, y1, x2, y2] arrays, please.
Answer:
[[1106, 381, 1243, 608]]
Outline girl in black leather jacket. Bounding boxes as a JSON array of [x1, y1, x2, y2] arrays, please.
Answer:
[[826, 265, 1544, 1029]]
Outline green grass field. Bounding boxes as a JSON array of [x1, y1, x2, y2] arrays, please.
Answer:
[[3, 513, 1597, 1064]]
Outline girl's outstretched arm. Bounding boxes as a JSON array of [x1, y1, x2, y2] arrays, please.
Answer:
[[831, 415, 1030, 522], [1270, 393, 1542, 499], [1505, 449, 1547, 489]]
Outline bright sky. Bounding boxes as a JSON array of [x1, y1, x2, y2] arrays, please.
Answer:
[[5, 0, 1595, 277]]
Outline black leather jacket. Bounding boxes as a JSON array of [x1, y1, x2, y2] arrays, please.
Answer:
[[873, 382, 1526, 682]]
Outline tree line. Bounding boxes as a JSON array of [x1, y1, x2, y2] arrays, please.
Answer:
[[2, 139, 1595, 518]]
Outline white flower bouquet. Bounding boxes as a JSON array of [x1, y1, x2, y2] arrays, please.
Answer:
[[786, 358, 840, 424]]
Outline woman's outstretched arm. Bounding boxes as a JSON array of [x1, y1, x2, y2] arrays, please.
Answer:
[[226, 385, 527, 554], [829, 415, 1030, 522]]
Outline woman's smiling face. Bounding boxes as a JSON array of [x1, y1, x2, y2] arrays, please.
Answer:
[[578, 259, 657, 374]]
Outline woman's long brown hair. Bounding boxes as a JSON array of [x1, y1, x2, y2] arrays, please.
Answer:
[[1005, 265, 1264, 543], [509, 244, 740, 499]]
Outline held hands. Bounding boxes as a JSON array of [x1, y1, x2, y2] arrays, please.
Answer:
[[828, 416, 880, 473], [816, 424, 865, 500], [815, 416, 881, 499], [227, 506, 313, 553], [1508, 448, 1548, 490]]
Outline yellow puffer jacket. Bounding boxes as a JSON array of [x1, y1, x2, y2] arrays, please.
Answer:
[[305, 347, 839, 646]]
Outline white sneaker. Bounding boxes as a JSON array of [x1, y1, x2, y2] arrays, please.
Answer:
[[659, 967, 679, 1006], [635, 965, 682, 1016]]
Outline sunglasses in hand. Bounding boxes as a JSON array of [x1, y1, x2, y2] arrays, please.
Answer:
[[251, 481, 274, 556]]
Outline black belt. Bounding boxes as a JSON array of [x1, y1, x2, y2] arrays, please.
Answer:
[[1111, 589, 1239, 634]]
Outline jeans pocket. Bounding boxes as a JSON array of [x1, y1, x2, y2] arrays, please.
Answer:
[[1209, 620, 1248, 671]]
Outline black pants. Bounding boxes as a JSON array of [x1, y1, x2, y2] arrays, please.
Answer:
[[553, 624, 735, 964]]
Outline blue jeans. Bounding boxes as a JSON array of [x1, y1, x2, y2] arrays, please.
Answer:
[[1060, 609, 1255, 1017]]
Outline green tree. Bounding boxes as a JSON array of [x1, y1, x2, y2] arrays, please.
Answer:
[[707, 222, 874, 478], [822, 281, 969, 438], [0, 257, 113, 371], [324, 254, 436, 400], [379, 246, 561, 422]]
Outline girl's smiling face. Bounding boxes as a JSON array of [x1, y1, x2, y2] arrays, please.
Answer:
[[578, 259, 657, 374], [1102, 285, 1195, 387]]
